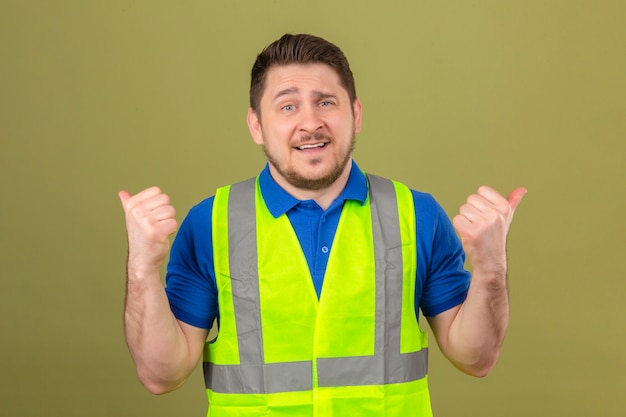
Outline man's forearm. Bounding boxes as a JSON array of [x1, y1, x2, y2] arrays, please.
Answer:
[[124, 267, 195, 394], [446, 267, 510, 376]]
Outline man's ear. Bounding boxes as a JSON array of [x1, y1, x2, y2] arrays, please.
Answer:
[[247, 108, 264, 145], [353, 98, 363, 134]]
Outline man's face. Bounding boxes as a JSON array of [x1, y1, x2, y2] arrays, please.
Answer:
[[247, 63, 362, 191]]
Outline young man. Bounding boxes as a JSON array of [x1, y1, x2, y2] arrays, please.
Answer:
[[119, 33, 526, 416]]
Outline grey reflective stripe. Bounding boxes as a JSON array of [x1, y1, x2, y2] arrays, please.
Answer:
[[204, 178, 314, 394], [317, 174, 427, 387], [204, 174, 427, 393], [317, 350, 428, 386], [203, 179, 313, 394], [227, 178, 262, 366], [204, 360, 312, 394]]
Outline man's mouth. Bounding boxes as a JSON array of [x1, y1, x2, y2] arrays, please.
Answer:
[[296, 142, 327, 150]]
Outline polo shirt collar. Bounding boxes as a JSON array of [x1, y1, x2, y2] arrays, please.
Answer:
[[258, 160, 369, 218]]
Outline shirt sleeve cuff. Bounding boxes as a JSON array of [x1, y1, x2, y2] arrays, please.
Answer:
[[421, 291, 468, 318], [169, 304, 213, 330]]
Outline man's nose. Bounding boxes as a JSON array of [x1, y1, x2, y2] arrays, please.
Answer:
[[298, 105, 323, 134]]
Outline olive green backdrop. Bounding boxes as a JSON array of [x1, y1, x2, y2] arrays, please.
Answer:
[[1, 1, 624, 416]]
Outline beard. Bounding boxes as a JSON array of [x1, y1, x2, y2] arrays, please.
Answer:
[[262, 132, 356, 191]]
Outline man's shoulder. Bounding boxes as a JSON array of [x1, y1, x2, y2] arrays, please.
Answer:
[[178, 195, 217, 234], [409, 188, 438, 209], [190, 194, 216, 214], [360, 170, 441, 214]]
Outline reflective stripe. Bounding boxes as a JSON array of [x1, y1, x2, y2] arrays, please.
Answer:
[[204, 174, 427, 393], [204, 360, 312, 394], [318, 174, 427, 387], [226, 178, 262, 366], [317, 350, 428, 386], [205, 178, 314, 394]]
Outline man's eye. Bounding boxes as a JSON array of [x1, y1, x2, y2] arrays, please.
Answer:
[[320, 101, 333, 107], [282, 104, 295, 111]]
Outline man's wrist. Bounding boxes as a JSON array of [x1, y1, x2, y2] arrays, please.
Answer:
[[127, 259, 162, 281], [471, 264, 508, 285]]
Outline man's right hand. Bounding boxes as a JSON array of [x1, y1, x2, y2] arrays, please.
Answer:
[[118, 187, 178, 274]]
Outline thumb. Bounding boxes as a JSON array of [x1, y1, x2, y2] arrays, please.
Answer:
[[507, 187, 527, 211], [118, 190, 132, 209]]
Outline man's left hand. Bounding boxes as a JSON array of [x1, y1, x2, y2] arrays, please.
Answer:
[[453, 186, 527, 275]]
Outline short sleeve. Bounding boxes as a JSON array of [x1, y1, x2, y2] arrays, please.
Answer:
[[413, 191, 471, 318], [165, 197, 218, 329]]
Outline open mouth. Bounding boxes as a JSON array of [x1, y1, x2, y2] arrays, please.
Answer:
[[296, 142, 327, 150]]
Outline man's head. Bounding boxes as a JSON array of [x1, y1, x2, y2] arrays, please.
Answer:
[[247, 34, 362, 195], [249, 34, 357, 115]]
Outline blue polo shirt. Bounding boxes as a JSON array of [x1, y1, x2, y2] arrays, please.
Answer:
[[165, 161, 470, 329]]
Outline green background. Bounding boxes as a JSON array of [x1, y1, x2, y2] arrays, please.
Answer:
[[1, 1, 624, 416]]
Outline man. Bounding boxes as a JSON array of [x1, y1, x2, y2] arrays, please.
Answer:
[[119, 33, 526, 416]]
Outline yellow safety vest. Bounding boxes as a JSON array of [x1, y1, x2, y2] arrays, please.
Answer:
[[204, 174, 432, 416]]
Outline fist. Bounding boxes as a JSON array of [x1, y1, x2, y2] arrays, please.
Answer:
[[119, 187, 178, 272], [452, 186, 526, 274]]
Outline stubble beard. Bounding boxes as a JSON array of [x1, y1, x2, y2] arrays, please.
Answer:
[[263, 132, 356, 191]]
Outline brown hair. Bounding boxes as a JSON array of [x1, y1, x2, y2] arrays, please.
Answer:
[[249, 33, 357, 113]]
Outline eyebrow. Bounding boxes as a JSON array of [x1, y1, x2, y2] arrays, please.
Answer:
[[272, 88, 338, 102], [273, 87, 298, 101]]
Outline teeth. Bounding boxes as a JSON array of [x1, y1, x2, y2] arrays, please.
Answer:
[[297, 143, 325, 150]]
